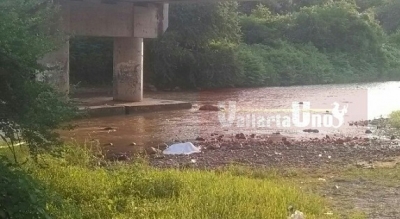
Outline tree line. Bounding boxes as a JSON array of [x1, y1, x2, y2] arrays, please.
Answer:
[[70, 0, 400, 89]]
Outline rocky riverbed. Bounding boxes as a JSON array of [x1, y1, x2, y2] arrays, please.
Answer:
[[94, 117, 400, 169], [148, 131, 400, 169]]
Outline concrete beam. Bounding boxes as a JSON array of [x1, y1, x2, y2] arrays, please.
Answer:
[[69, 1, 134, 37], [67, 1, 168, 38]]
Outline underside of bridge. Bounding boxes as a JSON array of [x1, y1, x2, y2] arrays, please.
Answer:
[[39, 0, 169, 102]]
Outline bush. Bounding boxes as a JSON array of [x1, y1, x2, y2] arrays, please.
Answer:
[[237, 42, 333, 86], [389, 110, 400, 129], [0, 0, 78, 161], [148, 2, 242, 89], [0, 158, 54, 219], [376, 0, 400, 33], [288, 1, 385, 56]]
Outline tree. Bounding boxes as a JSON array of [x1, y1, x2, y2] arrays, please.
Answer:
[[148, 2, 242, 89], [0, 0, 77, 162]]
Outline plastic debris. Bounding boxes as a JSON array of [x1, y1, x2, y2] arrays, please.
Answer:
[[163, 142, 201, 155]]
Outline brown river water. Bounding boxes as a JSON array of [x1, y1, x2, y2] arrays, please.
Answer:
[[62, 81, 400, 153]]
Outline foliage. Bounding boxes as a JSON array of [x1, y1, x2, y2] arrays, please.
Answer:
[[237, 42, 333, 86], [0, 0, 78, 161], [375, 0, 400, 33], [288, 1, 385, 55], [15, 145, 330, 219], [240, 6, 292, 46], [148, 2, 242, 89], [0, 157, 52, 219], [389, 110, 400, 129]]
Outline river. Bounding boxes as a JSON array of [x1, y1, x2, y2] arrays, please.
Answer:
[[62, 81, 400, 153]]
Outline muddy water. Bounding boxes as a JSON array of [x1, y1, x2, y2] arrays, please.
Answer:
[[62, 81, 400, 153]]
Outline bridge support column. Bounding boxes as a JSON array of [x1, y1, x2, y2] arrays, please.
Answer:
[[38, 41, 70, 94], [113, 37, 143, 102]]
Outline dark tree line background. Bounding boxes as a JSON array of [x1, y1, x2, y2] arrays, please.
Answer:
[[70, 0, 400, 89]]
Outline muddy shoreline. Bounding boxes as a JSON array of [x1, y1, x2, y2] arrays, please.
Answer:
[[98, 117, 400, 169]]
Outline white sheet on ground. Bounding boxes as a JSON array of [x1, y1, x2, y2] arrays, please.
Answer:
[[163, 142, 201, 155]]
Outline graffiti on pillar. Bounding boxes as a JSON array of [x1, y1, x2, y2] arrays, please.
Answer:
[[36, 59, 68, 92], [115, 61, 141, 96]]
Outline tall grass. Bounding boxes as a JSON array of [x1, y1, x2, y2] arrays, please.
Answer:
[[10, 145, 336, 219]]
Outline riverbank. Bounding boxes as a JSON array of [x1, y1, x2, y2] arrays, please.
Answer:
[[4, 138, 400, 219]]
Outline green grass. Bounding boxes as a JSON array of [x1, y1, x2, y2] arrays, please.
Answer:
[[1, 145, 334, 219], [27, 156, 329, 218], [3, 144, 380, 218]]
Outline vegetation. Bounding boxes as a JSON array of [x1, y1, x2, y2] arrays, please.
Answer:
[[2, 0, 400, 218], [389, 110, 400, 129], [70, 0, 400, 89], [0, 0, 77, 161], [0, 145, 366, 219], [0, 0, 77, 217]]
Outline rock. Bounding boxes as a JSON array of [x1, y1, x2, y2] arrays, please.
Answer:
[[273, 132, 281, 135], [299, 102, 303, 104], [110, 153, 129, 161], [283, 140, 291, 146], [303, 129, 319, 133], [250, 134, 256, 138], [103, 127, 115, 131], [130, 142, 137, 146], [345, 137, 352, 142], [195, 137, 206, 141], [104, 142, 113, 146], [116, 154, 129, 161], [157, 143, 169, 150], [154, 155, 165, 159], [208, 144, 221, 150], [336, 139, 345, 144], [146, 147, 161, 155], [199, 104, 220, 111], [365, 129, 372, 134], [267, 139, 274, 144], [288, 210, 305, 219], [235, 133, 246, 139], [391, 135, 396, 140], [282, 137, 287, 141]]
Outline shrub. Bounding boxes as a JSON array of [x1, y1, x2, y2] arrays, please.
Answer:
[[237, 41, 333, 86], [389, 110, 400, 129], [0, 158, 53, 219]]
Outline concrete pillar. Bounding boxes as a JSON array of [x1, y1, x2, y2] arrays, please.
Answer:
[[113, 37, 143, 102], [37, 0, 70, 94], [37, 41, 70, 95]]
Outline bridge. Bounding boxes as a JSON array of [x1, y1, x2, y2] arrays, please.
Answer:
[[41, 0, 240, 102]]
